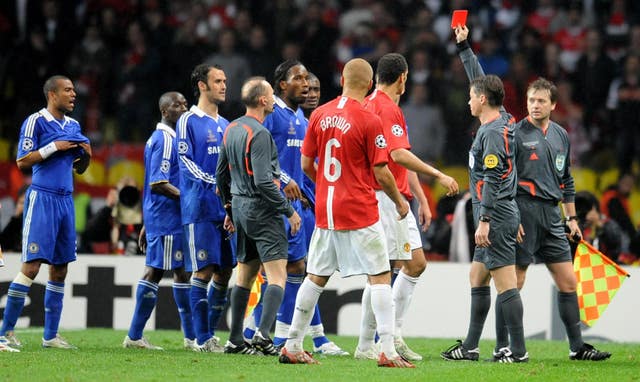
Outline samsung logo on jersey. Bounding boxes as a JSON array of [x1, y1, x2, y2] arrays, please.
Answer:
[[208, 146, 220, 155], [320, 116, 351, 134], [287, 139, 303, 147]]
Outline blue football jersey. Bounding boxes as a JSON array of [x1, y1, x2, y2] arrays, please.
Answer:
[[143, 123, 182, 237], [263, 97, 306, 188], [17, 108, 89, 194], [176, 105, 227, 224]]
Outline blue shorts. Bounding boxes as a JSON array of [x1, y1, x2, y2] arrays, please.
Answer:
[[284, 200, 307, 263], [183, 222, 237, 272], [22, 187, 76, 265], [146, 233, 185, 270], [301, 203, 315, 251]]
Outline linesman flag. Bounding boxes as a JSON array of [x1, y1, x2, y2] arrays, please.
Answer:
[[245, 273, 264, 318], [574, 240, 630, 327]]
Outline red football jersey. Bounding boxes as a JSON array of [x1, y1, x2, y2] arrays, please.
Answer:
[[364, 89, 412, 200], [302, 96, 388, 230]]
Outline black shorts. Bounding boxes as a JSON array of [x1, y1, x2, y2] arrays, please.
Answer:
[[232, 196, 288, 264], [515, 196, 572, 265], [472, 199, 520, 270]]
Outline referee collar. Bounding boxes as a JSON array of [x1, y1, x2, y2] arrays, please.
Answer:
[[156, 122, 176, 137]]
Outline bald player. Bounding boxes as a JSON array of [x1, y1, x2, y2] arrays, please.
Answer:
[[123, 92, 197, 350], [279, 59, 414, 368]]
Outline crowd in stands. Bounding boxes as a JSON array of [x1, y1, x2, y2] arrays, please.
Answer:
[[1, 0, 639, 263]]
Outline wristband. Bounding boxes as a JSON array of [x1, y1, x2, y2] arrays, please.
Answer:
[[38, 142, 58, 159], [479, 215, 491, 223], [565, 216, 578, 222]]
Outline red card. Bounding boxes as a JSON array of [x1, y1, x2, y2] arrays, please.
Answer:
[[451, 10, 468, 29]]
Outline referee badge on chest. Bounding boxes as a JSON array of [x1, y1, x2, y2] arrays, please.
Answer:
[[555, 154, 566, 171]]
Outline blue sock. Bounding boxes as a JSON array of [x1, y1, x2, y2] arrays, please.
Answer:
[[310, 305, 330, 348], [44, 281, 65, 341], [190, 278, 210, 345], [390, 268, 400, 286], [207, 281, 228, 336], [0, 282, 30, 335], [273, 273, 304, 344], [173, 282, 195, 340], [127, 280, 159, 340]]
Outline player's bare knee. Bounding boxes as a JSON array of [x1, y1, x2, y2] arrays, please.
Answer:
[[173, 268, 191, 283], [49, 264, 68, 282], [286, 259, 306, 274]]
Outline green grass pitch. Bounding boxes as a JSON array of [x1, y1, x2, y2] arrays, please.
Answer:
[[1, 329, 638, 382]]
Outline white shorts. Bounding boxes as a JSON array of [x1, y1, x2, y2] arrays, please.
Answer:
[[306, 221, 390, 277], [376, 191, 422, 261]]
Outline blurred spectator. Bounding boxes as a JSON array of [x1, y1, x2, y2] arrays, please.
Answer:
[[84, 177, 143, 255], [0, 185, 28, 253], [575, 190, 625, 263], [502, 53, 535, 121], [244, 25, 277, 82], [602, 0, 632, 61], [205, 28, 250, 120], [525, 0, 563, 40], [289, 0, 338, 98], [572, 29, 616, 141], [608, 54, 640, 174], [69, 23, 111, 143], [165, 15, 210, 102], [517, 27, 545, 74], [553, 79, 590, 166], [552, 3, 587, 73], [440, 57, 475, 165], [542, 41, 569, 83], [600, 172, 637, 243], [477, 32, 509, 77], [403, 83, 445, 163]]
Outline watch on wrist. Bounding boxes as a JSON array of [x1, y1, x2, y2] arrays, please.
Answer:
[[565, 215, 578, 223], [479, 215, 491, 223]]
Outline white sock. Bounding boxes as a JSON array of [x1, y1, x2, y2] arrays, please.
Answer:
[[274, 321, 291, 341], [357, 282, 377, 350], [370, 283, 396, 357], [392, 271, 420, 339], [308, 323, 324, 339], [284, 279, 323, 352]]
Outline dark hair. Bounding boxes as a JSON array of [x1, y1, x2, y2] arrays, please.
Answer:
[[273, 59, 302, 95], [527, 77, 558, 104], [376, 53, 408, 85], [241, 77, 268, 108], [43, 75, 70, 100], [575, 190, 600, 222], [470, 75, 504, 107], [191, 63, 222, 100], [307, 72, 319, 83]]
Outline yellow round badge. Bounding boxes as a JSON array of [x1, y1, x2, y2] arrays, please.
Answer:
[[404, 243, 411, 253], [484, 154, 499, 168]]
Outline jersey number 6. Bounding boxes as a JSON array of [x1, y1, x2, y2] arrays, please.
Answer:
[[323, 138, 342, 182]]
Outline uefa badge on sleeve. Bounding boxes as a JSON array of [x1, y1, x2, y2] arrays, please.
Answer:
[[375, 134, 387, 148], [178, 141, 188, 154], [160, 160, 170, 173], [391, 124, 404, 137], [22, 138, 34, 151]]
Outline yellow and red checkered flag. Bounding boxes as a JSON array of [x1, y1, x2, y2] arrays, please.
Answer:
[[245, 273, 264, 318], [574, 240, 630, 327]]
